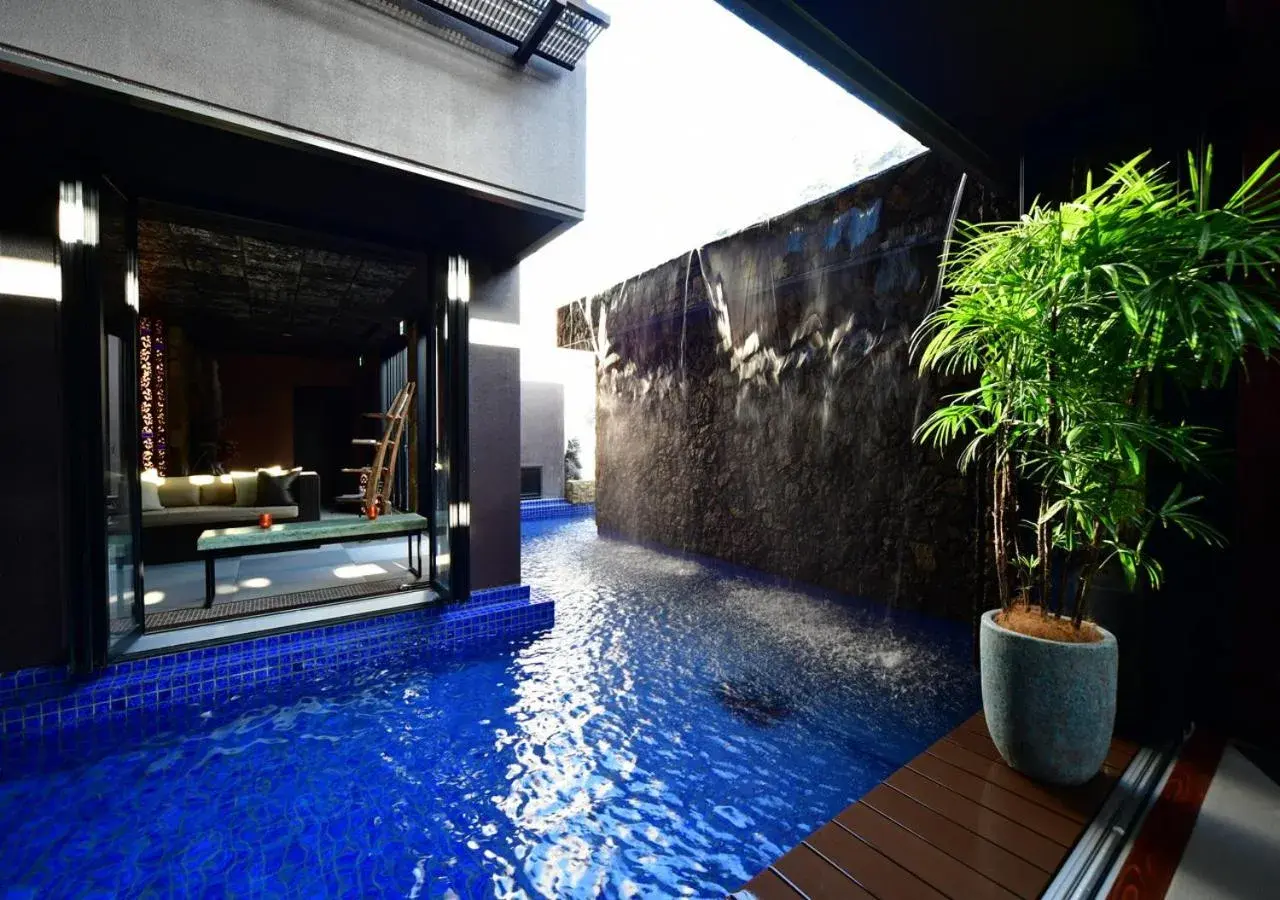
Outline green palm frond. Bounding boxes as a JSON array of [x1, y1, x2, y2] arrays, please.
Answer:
[[914, 148, 1280, 613]]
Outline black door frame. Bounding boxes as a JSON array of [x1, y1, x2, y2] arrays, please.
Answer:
[[60, 178, 109, 671], [445, 255, 471, 601]]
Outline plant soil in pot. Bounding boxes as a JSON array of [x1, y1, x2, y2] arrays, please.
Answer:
[[980, 607, 1118, 786]]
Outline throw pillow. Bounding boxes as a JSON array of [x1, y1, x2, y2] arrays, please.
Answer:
[[157, 478, 200, 508], [140, 479, 163, 512], [230, 472, 260, 507], [199, 478, 236, 506], [256, 469, 299, 506]]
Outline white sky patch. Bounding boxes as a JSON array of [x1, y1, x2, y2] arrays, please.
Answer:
[[519, 0, 920, 360]]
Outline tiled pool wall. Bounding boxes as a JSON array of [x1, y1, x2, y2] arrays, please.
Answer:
[[0, 585, 553, 742], [519, 498, 595, 521]]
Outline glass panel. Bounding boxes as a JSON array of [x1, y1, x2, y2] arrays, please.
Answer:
[[100, 183, 144, 652], [105, 333, 139, 647], [434, 295, 452, 593]]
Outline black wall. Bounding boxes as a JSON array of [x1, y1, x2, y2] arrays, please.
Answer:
[[467, 262, 522, 592], [469, 344, 521, 591], [0, 168, 64, 670], [0, 293, 65, 669]]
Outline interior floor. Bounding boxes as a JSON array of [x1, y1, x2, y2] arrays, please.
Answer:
[[139, 532, 421, 616]]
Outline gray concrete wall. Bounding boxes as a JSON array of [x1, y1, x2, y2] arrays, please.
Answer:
[[521, 382, 565, 499], [470, 261, 521, 324], [0, 0, 586, 213], [469, 344, 521, 591]]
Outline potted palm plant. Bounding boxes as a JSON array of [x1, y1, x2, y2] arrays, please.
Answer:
[[914, 149, 1280, 785]]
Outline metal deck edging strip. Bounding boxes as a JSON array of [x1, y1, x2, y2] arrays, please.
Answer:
[[1041, 740, 1181, 900]]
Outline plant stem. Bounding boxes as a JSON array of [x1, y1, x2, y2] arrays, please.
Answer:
[[1072, 537, 1100, 627]]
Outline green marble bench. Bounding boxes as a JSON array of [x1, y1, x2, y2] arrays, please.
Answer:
[[196, 513, 429, 608]]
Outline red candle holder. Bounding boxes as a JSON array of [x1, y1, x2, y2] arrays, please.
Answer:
[[366, 503, 379, 521], [258, 512, 273, 528]]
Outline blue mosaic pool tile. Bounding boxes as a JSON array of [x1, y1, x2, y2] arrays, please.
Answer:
[[0, 585, 553, 741], [469, 583, 531, 605], [519, 499, 595, 521]]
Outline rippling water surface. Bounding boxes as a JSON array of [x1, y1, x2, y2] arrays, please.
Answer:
[[0, 517, 977, 898]]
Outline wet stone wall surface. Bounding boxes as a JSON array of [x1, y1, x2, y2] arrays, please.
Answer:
[[579, 153, 1001, 620]]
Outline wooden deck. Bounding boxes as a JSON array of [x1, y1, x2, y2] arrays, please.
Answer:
[[734, 713, 1139, 900]]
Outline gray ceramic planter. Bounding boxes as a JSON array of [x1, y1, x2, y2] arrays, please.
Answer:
[[980, 609, 1118, 786]]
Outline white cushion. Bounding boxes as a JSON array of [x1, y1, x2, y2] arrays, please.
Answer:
[[230, 472, 259, 507], [157, 477, 201, 508], [140, 479, 163, 511]]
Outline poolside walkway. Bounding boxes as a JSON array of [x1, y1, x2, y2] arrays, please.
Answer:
[[734, 712, 1138, 900]]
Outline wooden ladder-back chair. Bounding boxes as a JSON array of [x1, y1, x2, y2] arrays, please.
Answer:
[[341, 381, 415, 516]]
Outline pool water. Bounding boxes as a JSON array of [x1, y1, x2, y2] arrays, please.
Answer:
[[0, 518, 978, 898]]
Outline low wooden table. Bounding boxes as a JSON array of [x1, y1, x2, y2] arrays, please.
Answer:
[[195, 513, 429, 609]]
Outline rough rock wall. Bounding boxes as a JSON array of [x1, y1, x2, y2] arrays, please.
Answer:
[[584, 152, 1000, 620]]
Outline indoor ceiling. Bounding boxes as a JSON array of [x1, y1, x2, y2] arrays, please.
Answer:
[[138, 219, 419, 356]]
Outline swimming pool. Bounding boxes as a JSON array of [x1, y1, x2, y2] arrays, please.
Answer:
[[0, 517, 977, 897]]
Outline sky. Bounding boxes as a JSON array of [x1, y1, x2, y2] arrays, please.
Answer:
[[518, 0, 922, 350]]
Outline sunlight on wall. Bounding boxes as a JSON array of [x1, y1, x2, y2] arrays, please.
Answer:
[[0, 254, 59, 300]]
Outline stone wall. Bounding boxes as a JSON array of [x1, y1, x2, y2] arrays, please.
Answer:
[[565, 480, 596, 505], [577, 153, 1001, 620]]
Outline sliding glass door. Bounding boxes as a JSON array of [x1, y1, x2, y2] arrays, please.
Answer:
[[415, 254, 469, 601], [101, 181, 145, 653], [60, 176, 145, 667]]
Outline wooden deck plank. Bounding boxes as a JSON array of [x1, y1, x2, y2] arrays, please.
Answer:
[[926, 739, 1116, 823], [943, 727, 1007, 762], [861, 784, 1052, 899], [806, 821, 950, 900], [906, 753, 1082, 846], [771, 844, 875, 899], [835, 802, 1020, 900], [945, 724, 1125, 777], [736, 711, 1138, 898], [970, 711, 1138, 772], [886, 769, 1067, 873], [736, 867, 802, 899]]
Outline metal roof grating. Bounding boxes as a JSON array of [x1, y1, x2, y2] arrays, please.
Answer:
[[409, 0, 608, 69], [538, 5, 605, 68], [427, 0, 546, 43]]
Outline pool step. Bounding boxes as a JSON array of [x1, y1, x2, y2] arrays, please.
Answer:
[[520, 498, 594, 521]]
